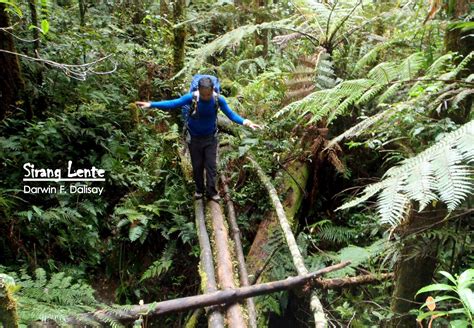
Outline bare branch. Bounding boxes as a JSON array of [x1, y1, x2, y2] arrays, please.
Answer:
[[0, 49, 117, 80]]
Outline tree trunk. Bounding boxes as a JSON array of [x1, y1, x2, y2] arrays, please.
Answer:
[[195, 199, 225, 327], [78, 0, 86, 27], [444, 0, 473, 58], [0, 4, 27, 120], [221, 173, 258, 328], [254, 0, 268, 58], [172, 0, 186, 75], [61, 262, 349, 326], [28, 0, 40, 52], [248, 156, 328, 328], [389, 206, 447, 327], [208, 201, 247, 327]]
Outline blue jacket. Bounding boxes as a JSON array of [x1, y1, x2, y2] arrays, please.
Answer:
[[150, 93, 244, 137]]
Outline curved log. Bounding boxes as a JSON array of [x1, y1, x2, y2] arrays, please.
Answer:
[[247, 156, 328, 328]]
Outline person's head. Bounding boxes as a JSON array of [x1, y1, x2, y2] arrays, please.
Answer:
[[198, 77, 214, 101]]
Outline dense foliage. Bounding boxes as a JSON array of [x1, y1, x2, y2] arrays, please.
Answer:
[[0, 0, 472, 327]]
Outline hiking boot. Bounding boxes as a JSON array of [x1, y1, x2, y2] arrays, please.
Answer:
[[194, 192, 203, 200], [208, 194, 221, 203]]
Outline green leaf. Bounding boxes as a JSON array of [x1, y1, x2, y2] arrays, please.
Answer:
[[338, 246, 370, 266], [458, 269, 474, 289], [416, 283, 455, 295], [0, 0, 23, 17], [416, 310, 448, 321], [41, 19, 49, 34], [32, 205, 42, 216], [439, 270, 457, 285], [450, 320, 470, 328], [458, 288, 474, 315], [129, 226, 144, 242]]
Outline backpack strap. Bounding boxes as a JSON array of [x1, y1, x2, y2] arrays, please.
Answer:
[[213, 92, 219, 137], [186, 91, 220, 138], [189, 91, 199, 117]]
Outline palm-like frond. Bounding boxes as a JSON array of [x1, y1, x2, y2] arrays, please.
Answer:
[[337, 120, 474, 226], [274, 51, 428, 125], [282, 49, 336, 106], [173, 18, 296, 78], [325, 104, 404, 149]]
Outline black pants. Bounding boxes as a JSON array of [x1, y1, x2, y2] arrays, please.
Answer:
[[188, 134, 218, 197]]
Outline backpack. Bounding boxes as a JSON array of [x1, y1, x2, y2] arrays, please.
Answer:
[[182, 74, 221, 141], [188, 74, 221, 118]]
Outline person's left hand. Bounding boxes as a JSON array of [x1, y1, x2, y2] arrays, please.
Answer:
[[243, 119, 264, 130]]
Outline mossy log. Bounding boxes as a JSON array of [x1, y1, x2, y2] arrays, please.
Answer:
[[246, 158, 309, 281], [221, 173, 258, 328], [247, 156, 327, 328], [208, 200, 247, 327], [195, 199, 225, 327]]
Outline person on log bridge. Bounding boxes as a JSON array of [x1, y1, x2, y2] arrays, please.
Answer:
[[136, 75, 263, 202]]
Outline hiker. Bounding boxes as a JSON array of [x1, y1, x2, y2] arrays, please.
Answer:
[[135, 75, 263, 202]]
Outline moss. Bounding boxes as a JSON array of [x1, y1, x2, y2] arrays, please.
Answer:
[[0, 279, 19, 328], [197, 261, 208, 294], [279, 160, 310, 228]]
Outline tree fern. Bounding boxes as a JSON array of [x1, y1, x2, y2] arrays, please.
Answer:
[[273, 51, 428, 125], [337, 120, 474, 226], [325, 51, 474, 146], [282, 49, 336, 106]]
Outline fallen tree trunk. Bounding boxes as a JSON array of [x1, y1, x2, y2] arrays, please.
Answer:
[[246, 158, 309, 282], [64, 262, 350, 326], [221, 173, 258, 328], [195, 199, 225, 327], [208, 201, 247, 327], [247, 156, 328, 328]]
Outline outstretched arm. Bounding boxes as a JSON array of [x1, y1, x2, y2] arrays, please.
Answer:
[[218, 96, 263, 130], [136, 93, 193, 110]]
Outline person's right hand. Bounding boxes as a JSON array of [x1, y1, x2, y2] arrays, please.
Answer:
[[135, 101, 151, 109]]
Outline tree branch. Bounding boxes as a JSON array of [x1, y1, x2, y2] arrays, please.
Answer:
[[0, 49, 117, 80], [63, 261, 350, 326]]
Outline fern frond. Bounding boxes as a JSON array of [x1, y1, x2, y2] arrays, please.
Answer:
[[432, 148, 472, 211], [326, 105, 404, 149], [377, 82, 402, 103], [376, 177, 411, 226], [398, 52, 425, 80], [368, 62, 400, 84], [317, 223, 356, 245], [426, 53, 454, 76], [173, 18, 296, 78], [140, 240, 176, 281], [404, 160, 437, 211], [339, 120, 474, 226], [354, 40, 401, 72]]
